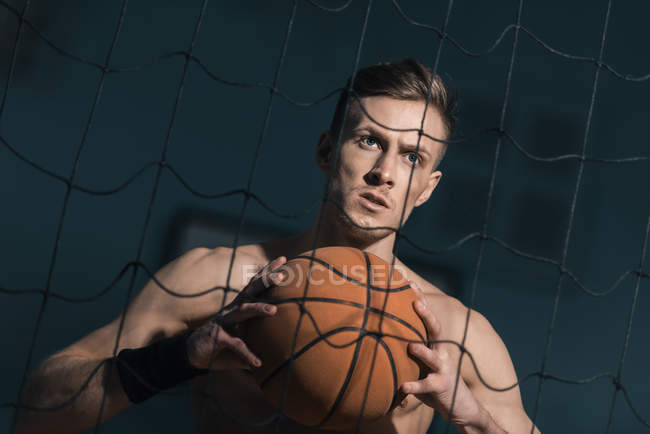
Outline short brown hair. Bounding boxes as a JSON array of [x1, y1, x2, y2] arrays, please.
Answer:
[[330, 58, 456, 163]]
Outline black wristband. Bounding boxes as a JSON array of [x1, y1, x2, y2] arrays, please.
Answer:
[[115, 330, 209, 403]]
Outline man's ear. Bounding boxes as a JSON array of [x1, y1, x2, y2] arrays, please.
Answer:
[[414, 170, 442, 207], [316, 131, 333, 173]]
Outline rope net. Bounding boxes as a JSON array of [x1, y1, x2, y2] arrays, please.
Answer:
[[1, 0, 649, 433]]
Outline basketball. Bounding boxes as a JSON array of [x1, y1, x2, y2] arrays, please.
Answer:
[[245, 246, 428, 430]]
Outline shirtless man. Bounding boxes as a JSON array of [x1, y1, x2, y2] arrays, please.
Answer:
[[15, 59, 540, 434]]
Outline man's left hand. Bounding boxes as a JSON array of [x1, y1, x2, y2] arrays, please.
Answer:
[[400, 281, 496, 433]]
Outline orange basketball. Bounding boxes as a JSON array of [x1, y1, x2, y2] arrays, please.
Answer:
[[245, 246, 427, 430]]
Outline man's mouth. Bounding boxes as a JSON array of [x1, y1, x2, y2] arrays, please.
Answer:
[[359, 192, 389, 209]]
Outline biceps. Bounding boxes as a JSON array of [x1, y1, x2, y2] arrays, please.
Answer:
[[469, 368, 536, 433], [463, 313, 535, 431], [60, 314, 184, 360]]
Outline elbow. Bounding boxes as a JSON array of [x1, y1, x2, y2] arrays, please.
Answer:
[[14, 409, 40, 434], [14, 415, 27, 434], [14, 385, 41, 434], [14, 378, 76, 434], [14, 399, 60, 434], [14, 409, 80, 434]]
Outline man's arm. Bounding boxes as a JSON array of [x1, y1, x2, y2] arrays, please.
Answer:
[[15, 324, 139, 434], [401, 281, 540, 434], [15, 249, 285, 434], [14, 247, 210, 434], [460, 307, 537, 434]]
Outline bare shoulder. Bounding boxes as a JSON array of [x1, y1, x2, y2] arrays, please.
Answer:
[[380, 260, 537, 431], [393, 262, 465, 339], [132, 245, 269, 322], [59, 245, 267, 359], [154, 245, 264, 293], [395, 262, 515, 389], [424, 294, 538, 432], [158, 245, 261, 290]]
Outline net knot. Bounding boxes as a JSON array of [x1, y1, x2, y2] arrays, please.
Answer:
[[489, 127, 505, 137], [612, 377, 622, 391], [158, 160, 168, 168]]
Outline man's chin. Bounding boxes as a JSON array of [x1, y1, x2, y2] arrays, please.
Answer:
[[337, 211, 395, 245], [322, 198, 396, 245]]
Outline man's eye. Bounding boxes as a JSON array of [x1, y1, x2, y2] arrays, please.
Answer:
[[361, 136, 379, 148], [406, 153, 420, 165]]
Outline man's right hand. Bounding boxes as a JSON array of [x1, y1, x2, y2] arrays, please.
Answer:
[[186, 256, 287, 371]]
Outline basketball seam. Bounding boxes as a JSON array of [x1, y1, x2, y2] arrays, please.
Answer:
[[315, 252, 374, 427], [270, 297, 425, 343], [374, 336, 398, 410], [259, 325, 364, 388]]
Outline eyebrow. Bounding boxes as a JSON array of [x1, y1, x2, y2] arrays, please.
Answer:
[[352, 125, 434, 158]]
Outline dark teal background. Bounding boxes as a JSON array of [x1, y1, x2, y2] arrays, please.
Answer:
[[1, 0, 649, 432]]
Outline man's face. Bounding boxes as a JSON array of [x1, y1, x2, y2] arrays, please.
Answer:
[[319, 96, 445, 244]]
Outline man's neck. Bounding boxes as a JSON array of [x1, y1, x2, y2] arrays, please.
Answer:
[[288, 220, 398, 264]]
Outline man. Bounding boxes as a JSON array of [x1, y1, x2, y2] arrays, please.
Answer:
[[16, 59, 540, 434]]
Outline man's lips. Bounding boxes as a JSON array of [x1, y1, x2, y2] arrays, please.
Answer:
[[359, 192, 389, 209]]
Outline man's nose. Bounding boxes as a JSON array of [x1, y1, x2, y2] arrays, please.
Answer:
[[364, 154, 394, 187]]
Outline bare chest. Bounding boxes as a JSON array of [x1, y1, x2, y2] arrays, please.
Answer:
[[190, 370, 433, 434]]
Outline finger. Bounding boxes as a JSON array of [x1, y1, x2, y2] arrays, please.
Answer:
[[409, 279, 424, 297], [221, 333, 262, 368], [268, 256, 287, 273], [256, 256, 287, 278], [246, 270, 286, 298], [401, 375, 445, 396], [243, 258, 288, 298], [409, 280, 432, 315], [211, 348, 253, 370], [221, 302, 277, 324], [408, 342, 445, 372], [413, 299, 441, 348], [264, 257, 288, 288], [199, 325, 254, 370]]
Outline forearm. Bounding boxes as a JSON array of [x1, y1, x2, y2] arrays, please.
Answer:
[[16, 355, 130, 434], [456, 405, 507, 434]]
